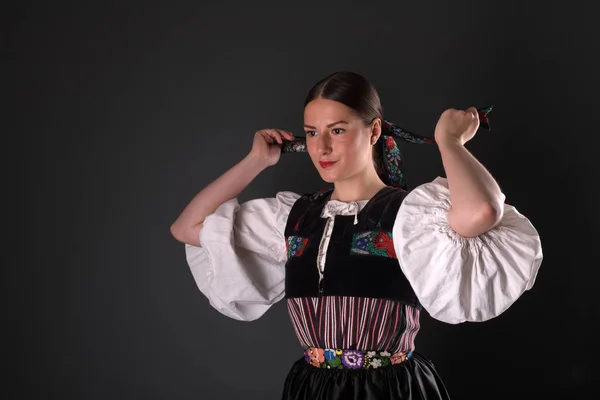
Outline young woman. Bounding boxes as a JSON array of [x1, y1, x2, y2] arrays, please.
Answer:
[[170, 71, 543, 399]]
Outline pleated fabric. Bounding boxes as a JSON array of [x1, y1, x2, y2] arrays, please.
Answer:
[[281, 352, 451, 400]]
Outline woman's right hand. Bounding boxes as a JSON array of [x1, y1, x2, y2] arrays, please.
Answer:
[[249, 129, 295, 167]]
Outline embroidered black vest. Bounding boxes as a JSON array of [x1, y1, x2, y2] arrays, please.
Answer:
[[283, 186, 422, 309]]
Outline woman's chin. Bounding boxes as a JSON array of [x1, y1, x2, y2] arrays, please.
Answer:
[[318, 172, 337, 183]]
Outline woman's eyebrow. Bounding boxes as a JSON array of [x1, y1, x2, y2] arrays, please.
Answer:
[[303, 120, 349, 129]]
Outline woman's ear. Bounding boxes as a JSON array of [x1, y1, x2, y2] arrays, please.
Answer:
[[370, 118, 382, 145]]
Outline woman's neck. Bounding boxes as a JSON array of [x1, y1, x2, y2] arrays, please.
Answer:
[[330, 170, 387, 202]]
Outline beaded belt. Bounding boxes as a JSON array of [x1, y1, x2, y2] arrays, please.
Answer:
[[304, 347, 413, 369]]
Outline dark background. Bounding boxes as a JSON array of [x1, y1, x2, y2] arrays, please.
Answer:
[[5, 1, 599, 399]]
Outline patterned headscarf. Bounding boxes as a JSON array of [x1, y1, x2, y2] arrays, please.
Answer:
[[282, 105, 493, 190]]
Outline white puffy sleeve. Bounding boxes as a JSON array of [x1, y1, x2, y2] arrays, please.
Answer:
[[184, 191, 301, 321], [392, 177, 543, 324]]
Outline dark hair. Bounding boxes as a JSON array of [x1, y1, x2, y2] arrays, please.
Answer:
[[304, 71, 386, 179]]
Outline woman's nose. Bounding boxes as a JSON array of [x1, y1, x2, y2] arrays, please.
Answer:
[[316, 134, 332, 154]]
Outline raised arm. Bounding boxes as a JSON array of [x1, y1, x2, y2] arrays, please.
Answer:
[[394, 108, 542, 323], [434, 107, 505, 238], [170, 129, 294, 246]]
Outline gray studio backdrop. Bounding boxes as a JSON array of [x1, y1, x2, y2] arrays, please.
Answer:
[[10, 1, 598, 400]]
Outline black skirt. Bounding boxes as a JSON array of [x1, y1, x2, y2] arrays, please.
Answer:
[[281, 352, 451, 400]]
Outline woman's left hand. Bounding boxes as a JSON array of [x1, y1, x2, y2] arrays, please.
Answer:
[[434, 107, 480, 146]]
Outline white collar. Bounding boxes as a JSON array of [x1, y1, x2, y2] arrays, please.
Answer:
[[321, 199, 369, 225]]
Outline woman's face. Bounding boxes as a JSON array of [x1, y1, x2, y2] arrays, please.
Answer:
[[304, 98, 379, 183]]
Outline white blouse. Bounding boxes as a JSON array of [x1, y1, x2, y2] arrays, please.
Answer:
[[184, 177, 543, 324]]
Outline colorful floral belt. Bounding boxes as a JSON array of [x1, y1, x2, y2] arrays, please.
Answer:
[[304, 347, 413, 370]]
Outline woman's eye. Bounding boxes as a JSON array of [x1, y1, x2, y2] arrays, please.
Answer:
[[305, 129, 343, 136]]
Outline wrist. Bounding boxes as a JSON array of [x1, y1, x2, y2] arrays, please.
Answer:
[[436, 135, 465, 152], [243, 152, 270, 171]]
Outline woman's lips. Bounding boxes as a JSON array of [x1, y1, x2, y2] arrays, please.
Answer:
[[319, 161, 337, 168]]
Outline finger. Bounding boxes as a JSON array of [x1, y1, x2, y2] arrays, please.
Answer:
[[458, 109, 474, 121], [264, 129, 282, 145], [465, 107, 478, 120], [281, 130, 295, 140], [271, 129, 284, 144], [259, 130, 277, 144]]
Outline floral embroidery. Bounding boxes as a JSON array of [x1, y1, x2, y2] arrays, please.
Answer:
[[305, 347, 325, 367], [363, 357, 371, 368], [391, 352, 408, 365], [341, 350, 365, 369], [281, 138, 307, 153], [286, 236, 308, 257], [350, 231, 397, 259], [382, 120, 435, 145], [324, 349, 337, 360], [381, 134, 407, 191], [382, 113, 493, 189], [304, 347, 412, 369], [477, 105, 493, 130], [379, 121, 434, 190]]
